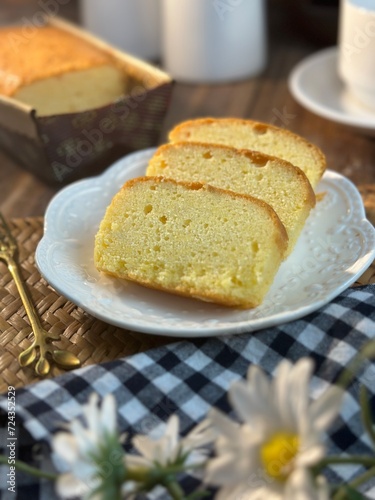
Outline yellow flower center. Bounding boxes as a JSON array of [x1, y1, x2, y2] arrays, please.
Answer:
[[260, 432, 300, 482]]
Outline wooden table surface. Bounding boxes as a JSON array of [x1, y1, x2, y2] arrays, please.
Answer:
[[1, 2, 374, 219]]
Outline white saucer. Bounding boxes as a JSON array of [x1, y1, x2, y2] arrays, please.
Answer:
[[288, 47, 375, 135]]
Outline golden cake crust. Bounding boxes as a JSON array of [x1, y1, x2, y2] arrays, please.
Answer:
[[169, 117, 327, 188], [0, 26, 116, 96]]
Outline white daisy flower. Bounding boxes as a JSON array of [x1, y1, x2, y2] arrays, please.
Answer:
[[127, 414, 216, 470], [205, 358, 343, 500], [51, 393, 125, 500]]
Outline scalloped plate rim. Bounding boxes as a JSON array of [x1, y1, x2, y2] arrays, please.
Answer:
[[35, 149, 375, 337]]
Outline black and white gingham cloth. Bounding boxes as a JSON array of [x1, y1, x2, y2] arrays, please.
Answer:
[[1, 284, 375, 499]]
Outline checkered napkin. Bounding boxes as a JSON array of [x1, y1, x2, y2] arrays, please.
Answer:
[[1, 284, 375, 500]]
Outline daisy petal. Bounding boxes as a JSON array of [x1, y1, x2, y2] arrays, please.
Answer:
[[125, 454, 150, 469], [83, 393, 100, 435], [297, 443, 325, 468], [285, 468, 316, 500], [316, 475, 330, 500], [56, 472, 91, 498], [205, 430, 260, 486], [70, 420, 94, 454], [215, 483, 252, 500], [205, 453, 248, 485], [273, 360, 293, 426], [310, 386, 344, 432], [52, 433, 79, 465], [288, 358, 314, 422], [101, 394, 117, 435], [130, 413, 212, 469], [229, 381, 277, 429], [185, 449, 209, 467], [158, 435, 175, 464], [247, 365, 272, 402], [132, 435, 159, 462], [185, 417, 217, 445], [165, 415, 180, 457], [277, 358, 313, 430], [208, 408, 241, 440], [166, 414, 179, 436], [216, 484, 282, 500], [183, 421, 216, 453]]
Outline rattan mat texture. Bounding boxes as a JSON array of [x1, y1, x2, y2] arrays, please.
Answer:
[[0, 215, 374, 394], [0, 217, 171, 393]]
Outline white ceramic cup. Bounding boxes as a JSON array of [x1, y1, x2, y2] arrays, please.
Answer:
[[80, 0, 161, 60], [338, 0, 375, 110], [161, 0, 267, 83]]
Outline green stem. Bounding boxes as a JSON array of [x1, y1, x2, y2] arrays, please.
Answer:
[[125, 466, 150, 483], [314, 455, 375, 473], [335, 338, 375, 391], [125, 467, 186, 499], [332, 466, 375, 500], [349, 465, 375, 490], [336, 357, 365, 391], [360, 385, 375, 449], [0, 454, 58, 481], [126, 462, 203, 484], [164, 479, 185, 500]]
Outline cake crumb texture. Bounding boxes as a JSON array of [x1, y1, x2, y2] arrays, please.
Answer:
[[147, 141, 315, 255], [94, 176, 288, 308]]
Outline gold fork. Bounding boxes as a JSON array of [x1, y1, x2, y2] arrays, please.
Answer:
[[0, 213, 81, 376]]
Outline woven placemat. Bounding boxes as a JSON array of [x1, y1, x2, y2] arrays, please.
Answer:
[[1, 214, 374, 393], [0, 217, 172, 393]]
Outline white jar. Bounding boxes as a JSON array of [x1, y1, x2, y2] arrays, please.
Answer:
[[338, 0, 375, 110], [161, 0, 267, 83], [80, 0, 161, 60]]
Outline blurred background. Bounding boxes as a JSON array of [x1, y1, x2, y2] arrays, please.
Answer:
[[0, 0, 340, 59], [6, 0, 375, 213]]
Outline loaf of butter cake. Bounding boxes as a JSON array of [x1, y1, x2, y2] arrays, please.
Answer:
[[0, 26, 125, 115]]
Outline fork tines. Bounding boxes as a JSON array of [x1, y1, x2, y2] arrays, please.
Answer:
[[0, 212, 18, 255]]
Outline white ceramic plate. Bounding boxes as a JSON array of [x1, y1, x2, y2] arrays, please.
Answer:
[[288, 47, 375, 135], [36, 148, 375, 337]]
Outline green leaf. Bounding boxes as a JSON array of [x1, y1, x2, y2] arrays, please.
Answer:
[[88, 431, 126, 500], [360, 339, 375, 360], [338, 485, 367, 499], [185, 490, 211, 500], [360, 385, 375, 449]]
